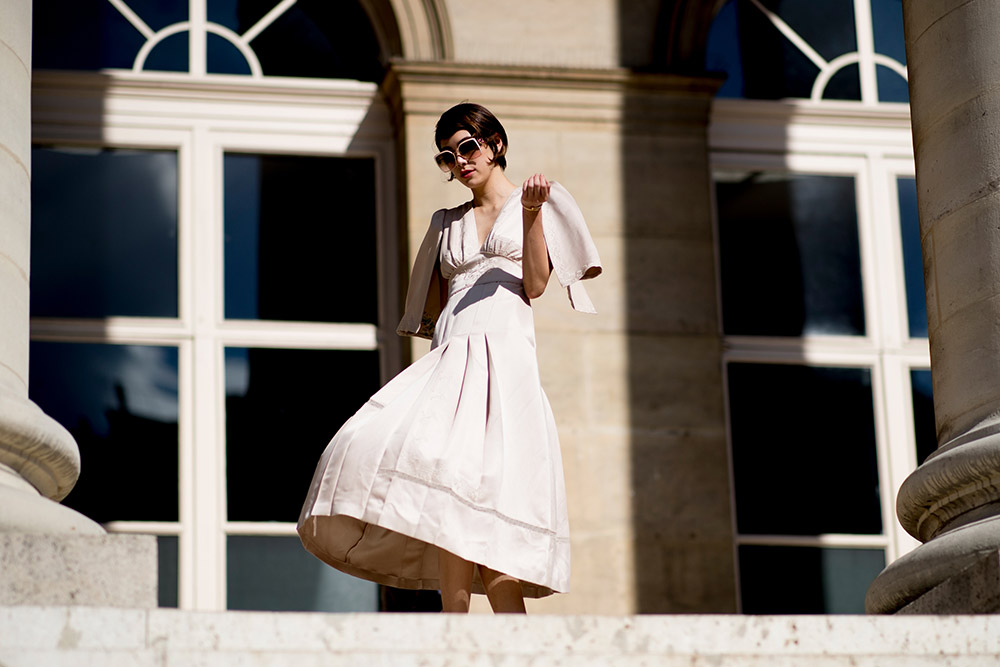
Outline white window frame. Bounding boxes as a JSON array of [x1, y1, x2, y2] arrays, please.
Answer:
[[30, 71, 399, 611], [710, 97, 924, 610]]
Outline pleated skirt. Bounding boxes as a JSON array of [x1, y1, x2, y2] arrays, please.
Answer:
[[298, 276, 570, 597]]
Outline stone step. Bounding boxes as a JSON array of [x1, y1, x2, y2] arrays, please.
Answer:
[[1, 607, 999, 666]]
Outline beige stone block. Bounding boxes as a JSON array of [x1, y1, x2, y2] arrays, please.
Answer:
[[0, 41, 30, 170], [928, 293, 1000, 442], [911, 90, 1000, 228], [588, 333, 725, 431], [0, 154, 30, 270], [629, 430, 732, 540], [562, 430, 633, 533], [0, 534, 157, 608], [0, 256, 29, 391], [923, 191, 1000, 328], [0, 0, 31, 63], [444, 0, 617, 68], [619, 134, 714, 241], [906, 1, 1000, 145]]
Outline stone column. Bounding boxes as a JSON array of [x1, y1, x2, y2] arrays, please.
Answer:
[[0, 0, 101, 535], [867, 0, 1000, 613]]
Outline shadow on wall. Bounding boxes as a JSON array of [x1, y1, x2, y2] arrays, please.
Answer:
[[618, 0, 738, 614]]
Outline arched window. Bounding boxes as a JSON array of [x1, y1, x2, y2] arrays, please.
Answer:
[[28, 0, 401, 612], [33, 0, 384, 80], [706, 0, 929, 614], [707, 0, 908, 103]]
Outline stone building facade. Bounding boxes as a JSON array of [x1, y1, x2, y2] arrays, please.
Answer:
[[1, 0, 997, 617]]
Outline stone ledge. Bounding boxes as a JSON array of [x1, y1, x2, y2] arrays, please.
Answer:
[[1, 608, 999, 666], [0, 534, 156, 607]]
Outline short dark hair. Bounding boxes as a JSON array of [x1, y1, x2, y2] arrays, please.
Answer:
[[434, 103, 508, 170]]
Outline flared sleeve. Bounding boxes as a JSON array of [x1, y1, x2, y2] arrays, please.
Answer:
[[542, 182, 603, 313], [396, 209, 445, 339]]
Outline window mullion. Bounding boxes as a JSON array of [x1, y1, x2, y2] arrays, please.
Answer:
[[854, 0, 879, 104]]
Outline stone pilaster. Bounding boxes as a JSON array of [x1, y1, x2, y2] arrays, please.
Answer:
[[867, 0, 1000, 613], [0, 0, 101, 535]]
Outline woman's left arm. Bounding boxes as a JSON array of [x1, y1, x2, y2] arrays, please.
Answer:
[[521, 173, 553, 299]]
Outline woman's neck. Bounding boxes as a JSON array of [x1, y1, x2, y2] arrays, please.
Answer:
[[471, 169, 517, 209]]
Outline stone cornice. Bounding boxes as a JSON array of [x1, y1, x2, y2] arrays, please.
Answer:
[[383, 61, 724, 130]]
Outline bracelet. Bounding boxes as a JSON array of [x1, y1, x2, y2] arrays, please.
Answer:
[[522, 203, 542, 212]]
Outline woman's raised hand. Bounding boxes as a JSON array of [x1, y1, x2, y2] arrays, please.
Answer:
[[521, 173, 551, 210]]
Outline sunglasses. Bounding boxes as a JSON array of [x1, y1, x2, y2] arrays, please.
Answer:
[[433, 137, 483, 172]]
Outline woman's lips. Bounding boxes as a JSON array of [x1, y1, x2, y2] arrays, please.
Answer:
[[461, 169, 474, 179]]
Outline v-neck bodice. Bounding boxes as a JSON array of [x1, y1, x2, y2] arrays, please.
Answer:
[[439, 190, 524, 288]]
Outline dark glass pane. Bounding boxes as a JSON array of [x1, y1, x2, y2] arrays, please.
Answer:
[[898, 176, 927, 337], [28, 342, 179, 522], [707, 0, 855, 100], [143, 31, 188, 72], [758, 0, 856, 62], [227, 536, 378, 611], [158, 535, 179, 608], [871, 0, 906, 65], [31, 147, 178, 318], [225, 347, 380, 521], [911, 369, 937, 465], [207, 32, 252, 75], [120, 0, 189, 31], [876, 64, 910, 103], [214, 0, 383, 81], [224, 153, 377, 323], [705, 0, 744, 98], [717, 172, 865, 336], [33, 0, 145, 71], [823, 63, 862, 102], [728, 363, 881, 535], [739, 545, 885, 613]]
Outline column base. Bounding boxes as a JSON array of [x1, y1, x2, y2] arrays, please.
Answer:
[[897, 549, 1000, 614], [0, 483, 103, 535], [866, 515, 1000, 614]]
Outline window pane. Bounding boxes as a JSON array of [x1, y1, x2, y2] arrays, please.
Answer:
[[142, 31, 189, 73], [717, 172, 865, 336], [31, 147, 179, 318], [876, 64, 910, 104], [707, 0, 857, 100], [897, 176, 927, 338], [739, 545, 885, 613], [823, 63, 862, 102], [221, 0, 383, 81], [28, 342, 179, 522], [227, 536, 378, 611], [224, 154, 377, 323], [207, 32, 252, 75], [728, 363, 881, 535], [871, 0, 906, 65], [32, 0, 187, 72], [158, 535, 179, 608], [911, 369, 937, 465], [225, 348, 381, 521]]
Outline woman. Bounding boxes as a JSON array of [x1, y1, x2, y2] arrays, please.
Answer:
[[298, 103, 601, 613]]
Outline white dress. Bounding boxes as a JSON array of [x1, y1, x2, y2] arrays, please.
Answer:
[[298, 183, 600, 597]]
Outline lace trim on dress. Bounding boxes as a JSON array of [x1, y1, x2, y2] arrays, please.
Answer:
[[448, 255, 522, 295]]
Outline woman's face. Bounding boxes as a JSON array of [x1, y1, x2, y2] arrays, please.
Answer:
[[437, 130, 498, 188]]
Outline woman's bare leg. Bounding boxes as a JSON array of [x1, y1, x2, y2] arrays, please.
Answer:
[[478, 565, 526, 614], [438, 548, 474, 613]]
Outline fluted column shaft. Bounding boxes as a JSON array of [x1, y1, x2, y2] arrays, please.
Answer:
[[0, 0, 101, 533], [867, 0, 1000, 613]]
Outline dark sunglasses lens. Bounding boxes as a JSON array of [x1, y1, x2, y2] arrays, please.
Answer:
[[435, 152, 455, 171], [457, 138, 480, 158]]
